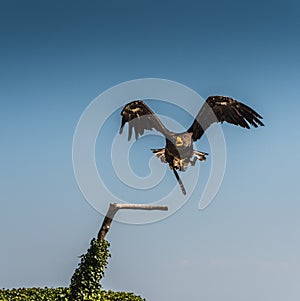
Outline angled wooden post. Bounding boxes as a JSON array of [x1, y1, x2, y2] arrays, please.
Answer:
[[98, 203, 168, 240]]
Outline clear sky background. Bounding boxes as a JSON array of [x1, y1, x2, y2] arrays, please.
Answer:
[[1, 1, 300, 300]]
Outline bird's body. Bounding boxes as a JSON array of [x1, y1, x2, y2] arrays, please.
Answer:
[[152, 133, 207, 170], [119, 96, 264, 195]]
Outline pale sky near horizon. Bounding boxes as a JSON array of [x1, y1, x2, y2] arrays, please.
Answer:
[[1, 1, 300, 300]]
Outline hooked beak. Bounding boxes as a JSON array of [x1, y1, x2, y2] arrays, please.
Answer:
[[176, 136, 183, 147]]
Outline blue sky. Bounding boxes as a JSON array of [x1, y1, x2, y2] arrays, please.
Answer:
[[1, 1, 300, 300]]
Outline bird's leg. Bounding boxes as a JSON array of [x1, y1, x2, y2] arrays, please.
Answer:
[[190, 156, 198, 166], [193, 150, 208, 162], [172, 168, 186, 195], [151, 148, 166, 163]]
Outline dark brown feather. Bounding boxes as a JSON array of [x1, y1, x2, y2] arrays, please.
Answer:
[[187, 96, 264, 141], [119, 100, 169, 140]]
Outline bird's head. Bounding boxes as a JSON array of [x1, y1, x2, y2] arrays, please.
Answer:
[[176, 136, 183, 147]]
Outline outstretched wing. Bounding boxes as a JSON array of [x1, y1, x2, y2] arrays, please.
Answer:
[[187, 96, 264, 141], [119, 100, 170, 140]]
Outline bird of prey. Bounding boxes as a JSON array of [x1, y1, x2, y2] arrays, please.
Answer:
[[119, 96, 264, 195]]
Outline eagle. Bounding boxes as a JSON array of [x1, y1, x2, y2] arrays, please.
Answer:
[[119, 96, 264, 195]]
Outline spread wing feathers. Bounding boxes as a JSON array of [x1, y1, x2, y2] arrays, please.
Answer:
[[120, 100, 169, 140], [188, 96, 264, 141]]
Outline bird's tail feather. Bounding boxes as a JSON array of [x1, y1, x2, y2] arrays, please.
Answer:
[[172, 169, 186, 195]]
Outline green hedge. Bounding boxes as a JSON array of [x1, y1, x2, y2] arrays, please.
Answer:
[[0, 239, 145, 301], [0, 288, 145, 301], [0, 287, 69, 301]]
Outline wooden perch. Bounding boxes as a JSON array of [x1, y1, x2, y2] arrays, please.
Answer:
[[98, 203, 168, 240]]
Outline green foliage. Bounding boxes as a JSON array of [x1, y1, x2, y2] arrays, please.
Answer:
[[0, 287, 69, 301], [0, 288, 145, 301], [101, 290, 146, 301], [0, 238, 145, 301], [69, 239, 110, 300]]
